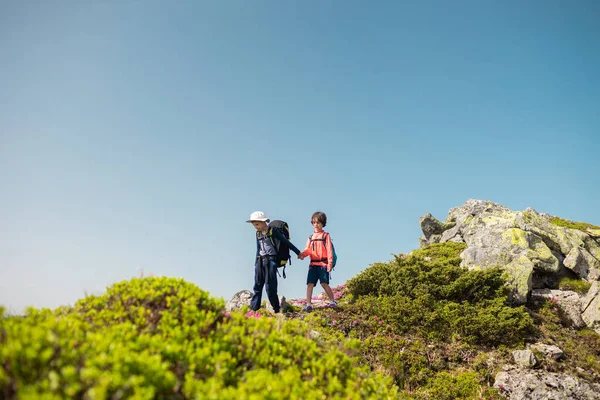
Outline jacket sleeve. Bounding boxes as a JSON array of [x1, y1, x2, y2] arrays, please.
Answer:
[[301, 236, 312, 258], [326, 233, 334, 269], [272, 228, 301, 256]]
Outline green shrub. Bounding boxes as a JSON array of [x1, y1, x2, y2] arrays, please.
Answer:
[[68, 277, 225, 336], [0, 277, 399, 400], [417, 370, 498, 400], [358, 335, 431, 389], [434, 299, 532, 346], [345, 243, 533, 346], [347, 243, 468, 300]]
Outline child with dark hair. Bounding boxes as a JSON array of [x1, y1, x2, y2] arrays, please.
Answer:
[[299, 211, 337, 312]]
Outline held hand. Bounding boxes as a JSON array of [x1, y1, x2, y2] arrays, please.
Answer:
[[298, 253, 305, 260], [327, 266, 332, 272]]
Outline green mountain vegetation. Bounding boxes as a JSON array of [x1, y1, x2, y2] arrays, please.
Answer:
[[2, 242, 599, 399]]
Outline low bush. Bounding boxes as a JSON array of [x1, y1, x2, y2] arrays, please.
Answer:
[[345, 243, 533, 347], [0, 277, 399, 399], [416, 370, 499, 400]]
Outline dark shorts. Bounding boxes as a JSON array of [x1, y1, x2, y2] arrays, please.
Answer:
[[307, 266, 330, 285]]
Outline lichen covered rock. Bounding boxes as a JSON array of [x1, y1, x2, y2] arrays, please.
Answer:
[[494, 367, 600, 400], [419, 199, 600, 311]]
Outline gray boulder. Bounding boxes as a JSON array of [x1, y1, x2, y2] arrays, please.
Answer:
[[226, 290, 253, 311], [582, 281, 600, 334], [531, 289, 586, 329], [512, 350, 537, 368], [564, 247, 600, 281], [265, 295, 288, 313], [420, 213, 444, 240], [530, 343, 564, 360], [226, 290, 289, 313], [494, 367, 600, 399], [419, 213, 458, 247]]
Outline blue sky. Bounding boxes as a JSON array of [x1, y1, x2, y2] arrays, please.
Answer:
[[1, 0, 599, 313]]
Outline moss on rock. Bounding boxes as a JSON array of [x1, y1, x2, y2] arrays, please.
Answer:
[[503, 228, 529, 249], [504, 256, 534, 304]]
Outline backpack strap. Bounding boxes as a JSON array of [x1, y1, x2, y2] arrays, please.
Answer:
[[309, 233, 328, 249], [276, 266, 286, 279]]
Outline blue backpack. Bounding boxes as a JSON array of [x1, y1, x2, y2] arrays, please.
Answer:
[[332, 243, 338, 269]]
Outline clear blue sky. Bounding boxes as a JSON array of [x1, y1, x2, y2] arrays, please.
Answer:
[[1, 1, 599, 313]]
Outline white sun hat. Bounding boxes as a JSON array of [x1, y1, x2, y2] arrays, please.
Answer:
[[246, 211, 270, 223]]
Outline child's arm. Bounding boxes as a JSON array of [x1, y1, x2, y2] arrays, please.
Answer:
[[272, 229, 302, 256], [255, 237, 260, 262], [300, 237, 312, 258], [326, 233, 334, 271]]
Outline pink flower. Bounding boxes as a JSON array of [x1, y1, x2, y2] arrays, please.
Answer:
[[553, 307, 558, 311], [374, 316, 378, 320], [353, 320, 359, 325], [245, 311, 262, 318], [225, 312, 231, 317], [378, 320, 383, 324], [332, 320, 337, 325]]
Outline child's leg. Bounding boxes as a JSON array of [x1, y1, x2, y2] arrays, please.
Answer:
[[250, 261, 266, 311], [321, 283, 335, 302], [264, 260, 280, 313], [306, 267, 319, 305], [306, 283, 315, 304]]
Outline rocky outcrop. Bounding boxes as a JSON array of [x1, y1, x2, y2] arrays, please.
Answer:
[[419, 199, 600, 332], [226, 290, 289, 313], [225, 290, 253, 311], [494, 366, 600, 400]]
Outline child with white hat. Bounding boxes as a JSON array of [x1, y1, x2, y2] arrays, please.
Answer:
[[246, 211, 303, 313]]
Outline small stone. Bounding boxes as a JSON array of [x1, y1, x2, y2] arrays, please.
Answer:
[[531, 343, 564, 360], [512, 349, 537, 368]]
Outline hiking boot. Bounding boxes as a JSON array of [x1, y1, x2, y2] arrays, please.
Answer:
[[328, 301, 338, 308], [302, 304, 313, 312]]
